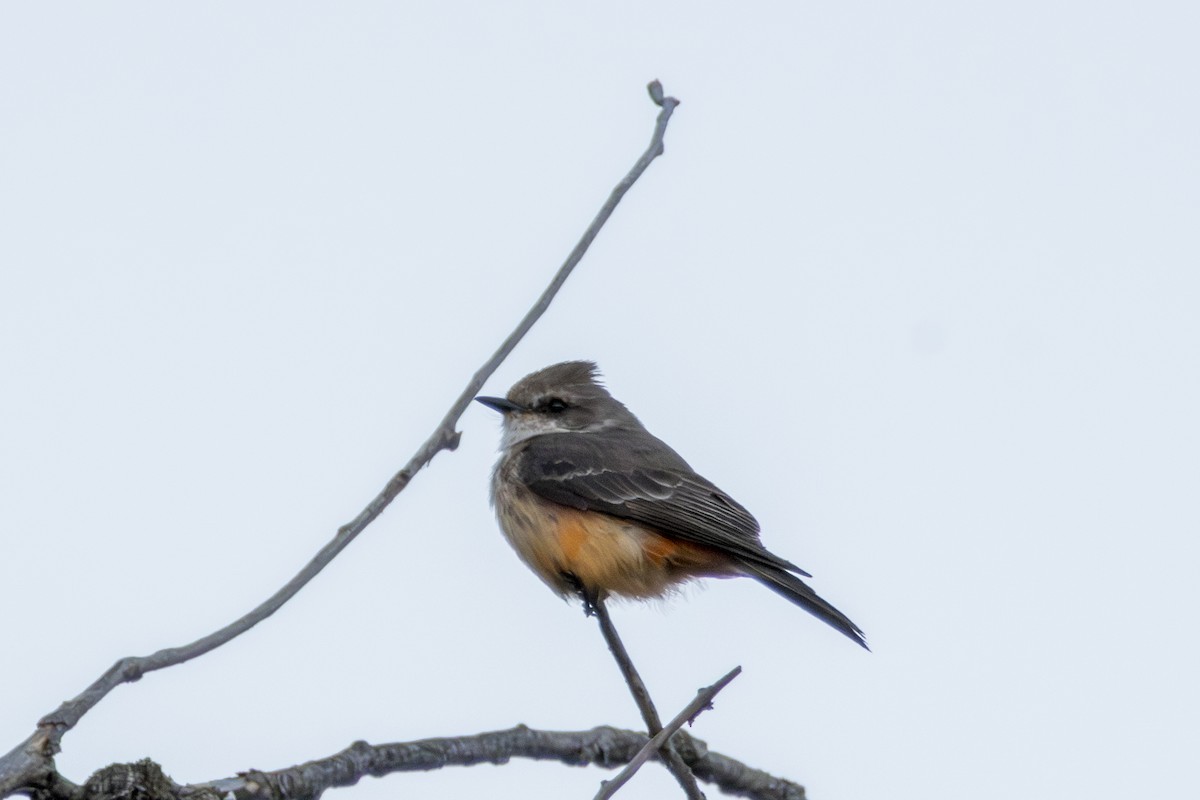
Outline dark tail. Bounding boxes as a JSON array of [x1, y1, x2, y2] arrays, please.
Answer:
[[742, 562, 869, 650]]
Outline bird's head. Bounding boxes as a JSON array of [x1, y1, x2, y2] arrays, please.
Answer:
[[476, 361, 641, 448]]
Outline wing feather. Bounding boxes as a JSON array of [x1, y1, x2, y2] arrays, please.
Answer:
[[517, 432, 810, 576]]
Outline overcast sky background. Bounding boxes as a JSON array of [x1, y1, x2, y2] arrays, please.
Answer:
[[2, 3, 1198, 799]]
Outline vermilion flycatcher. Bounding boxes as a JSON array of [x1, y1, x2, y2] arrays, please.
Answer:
[[477, 361, 866, 648]]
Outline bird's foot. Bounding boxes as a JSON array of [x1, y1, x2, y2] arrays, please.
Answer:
[[562, 572, 599, 617]]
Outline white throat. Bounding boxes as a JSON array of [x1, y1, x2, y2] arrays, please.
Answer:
[[499, 415, 619, 450]]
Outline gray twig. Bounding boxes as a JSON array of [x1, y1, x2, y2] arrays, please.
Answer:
[[0, 80, 680, 799], [595, 666, 742, 800], [591, 598, 705, 800]]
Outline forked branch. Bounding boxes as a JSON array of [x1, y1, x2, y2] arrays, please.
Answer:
[[591, 597, 706, 798], [595, 666, 743, 800]]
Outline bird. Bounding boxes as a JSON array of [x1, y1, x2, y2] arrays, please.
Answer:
[[476, 361, 867, 648]]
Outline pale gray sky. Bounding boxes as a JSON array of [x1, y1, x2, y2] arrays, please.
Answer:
[[3, 3, 1198, 799]]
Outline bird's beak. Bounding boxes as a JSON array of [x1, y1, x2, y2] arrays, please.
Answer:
[[475, 395, 527, 414]]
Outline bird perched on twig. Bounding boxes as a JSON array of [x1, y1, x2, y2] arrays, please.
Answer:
[[477, 361, 867, 649]]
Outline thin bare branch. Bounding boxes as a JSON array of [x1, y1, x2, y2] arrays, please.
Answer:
[[0, 80, 681, 799], [591, 598, 705, 800], [595, 666, 742, 800]]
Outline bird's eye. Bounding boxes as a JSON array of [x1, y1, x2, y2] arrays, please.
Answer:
[[545, 397, 569, 413]]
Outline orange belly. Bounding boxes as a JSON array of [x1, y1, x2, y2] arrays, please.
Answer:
[[494, 484, 733, 600]]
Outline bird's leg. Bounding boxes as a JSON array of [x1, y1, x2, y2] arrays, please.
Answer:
[[561, 571, 600, 617]]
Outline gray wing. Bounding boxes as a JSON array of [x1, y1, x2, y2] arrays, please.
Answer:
[[517, 431, 810, 576]]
